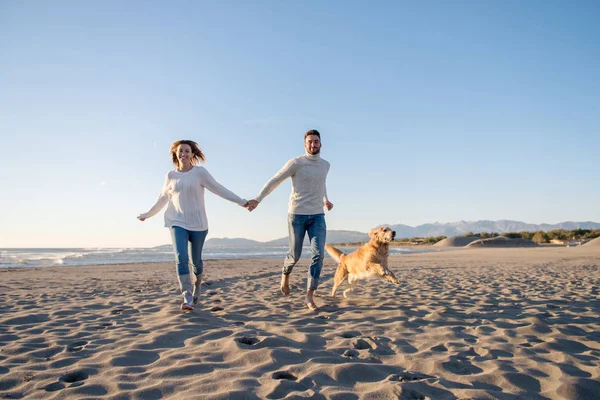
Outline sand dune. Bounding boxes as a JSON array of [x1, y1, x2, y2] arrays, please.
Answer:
[[1, 247, 600, 399], [432, 236, 480, 247], [583, 236, 600, 247], [466, 236, 538, 248]]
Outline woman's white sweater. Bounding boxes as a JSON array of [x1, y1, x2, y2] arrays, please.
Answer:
[[140, 166, 247, 231]]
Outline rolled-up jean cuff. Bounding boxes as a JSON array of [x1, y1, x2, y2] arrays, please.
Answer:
[[307, 277, 319, 291]]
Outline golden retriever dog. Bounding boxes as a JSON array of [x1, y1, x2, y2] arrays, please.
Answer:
[[326, 226, 401, 299]]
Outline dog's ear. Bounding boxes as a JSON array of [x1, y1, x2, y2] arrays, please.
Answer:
[[368, 228, 376, 239]]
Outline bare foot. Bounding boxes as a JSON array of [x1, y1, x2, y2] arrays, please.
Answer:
[[305, 300, 319, 312], [280, 274, 290, 296], [305, 289, 319, 311]]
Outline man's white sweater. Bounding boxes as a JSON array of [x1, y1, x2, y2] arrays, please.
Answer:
[[256, 153, 330, 215]]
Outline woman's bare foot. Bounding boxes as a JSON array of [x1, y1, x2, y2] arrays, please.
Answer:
[[180, 303, 194, 312], [280, 274, 290, 296]]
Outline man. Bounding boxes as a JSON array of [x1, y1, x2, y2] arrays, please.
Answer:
[[246, 130, 333, 311]]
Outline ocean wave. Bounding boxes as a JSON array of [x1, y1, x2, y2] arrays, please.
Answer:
[[0, 246, 420, 269]]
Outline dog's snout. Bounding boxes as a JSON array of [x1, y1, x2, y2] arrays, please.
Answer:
[[392, 231, 396, 238]]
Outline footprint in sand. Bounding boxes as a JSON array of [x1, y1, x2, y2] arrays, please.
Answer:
[[522, 336, 544, 345], [66, 341, 88, 352], [44, 382, 65, 392], [60, 370, 89, 383], [110, 308, 125, 315], [210, 306, 224, 312], [272, 371, 297, 381], [431, 344, 448, 352], [340, 331, 361, 339], [396, 372, 429, 382], [354, 339, 372, 350], [343, 349, 359, 358], [236, 336, 259, 346]]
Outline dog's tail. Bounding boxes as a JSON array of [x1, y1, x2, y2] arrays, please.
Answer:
[[325, 244, 345, 263]]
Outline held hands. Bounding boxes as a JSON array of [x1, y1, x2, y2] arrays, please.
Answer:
[[244, 199, 259, 212], [244, 199, 331, 212], [137, 215, 146, 221]]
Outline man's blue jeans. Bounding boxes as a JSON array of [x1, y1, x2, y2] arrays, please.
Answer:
[[283, 213, 326, 291], [169, 226, 208, 276]]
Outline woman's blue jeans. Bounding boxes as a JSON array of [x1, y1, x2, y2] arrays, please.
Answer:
[[169, 226, 208, 276], [283, 213, 326, 291]]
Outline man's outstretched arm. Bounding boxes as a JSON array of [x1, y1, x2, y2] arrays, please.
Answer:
[[246, 159, 297, 212]]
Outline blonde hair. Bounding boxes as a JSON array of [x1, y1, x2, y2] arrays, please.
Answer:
[[169, 140, 206, 168]]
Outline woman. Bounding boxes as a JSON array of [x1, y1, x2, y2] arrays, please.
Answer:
[[138, 140, 249, 311]]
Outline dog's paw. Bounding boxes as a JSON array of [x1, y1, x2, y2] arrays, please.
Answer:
[[392, 279, 401, 285]]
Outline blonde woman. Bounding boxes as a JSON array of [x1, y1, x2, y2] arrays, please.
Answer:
[[138, 140, 249, 311]]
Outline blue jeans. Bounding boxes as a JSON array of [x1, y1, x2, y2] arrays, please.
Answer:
[[169, 226, 208, 276], [283, 214, 326, 291]]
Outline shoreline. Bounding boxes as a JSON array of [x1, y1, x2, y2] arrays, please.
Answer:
[[1, 246, 599, 399], [0, 246, 441, 271]]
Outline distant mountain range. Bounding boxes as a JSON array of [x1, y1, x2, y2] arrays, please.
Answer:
[[201, 230, 370, 248], [387, 220, 600, 239], [201, 220, 600, 248]]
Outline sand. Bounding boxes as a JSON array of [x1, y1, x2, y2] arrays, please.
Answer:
[[1, 247, 600, 399]]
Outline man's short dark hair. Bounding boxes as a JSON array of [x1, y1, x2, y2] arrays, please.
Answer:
[[304, 129, 320, 140]]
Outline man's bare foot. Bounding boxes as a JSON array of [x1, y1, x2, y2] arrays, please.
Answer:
[[280, 274, 290, 296], [305, 300, 319, 312], [305, 289, 319, 311]]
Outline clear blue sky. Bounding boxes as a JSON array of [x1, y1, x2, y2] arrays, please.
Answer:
[[1, 1, 598, 248]]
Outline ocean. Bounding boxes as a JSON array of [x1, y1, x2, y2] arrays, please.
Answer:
[[0, 246, 423, 269]]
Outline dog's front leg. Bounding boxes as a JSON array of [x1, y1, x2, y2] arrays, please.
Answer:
[[343, 275, 357, 299], [384, 270, 401, 285], [369, 262, 401, 285]]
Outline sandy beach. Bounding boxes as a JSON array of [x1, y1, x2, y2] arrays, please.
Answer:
[[1, 246, 599, 399]]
